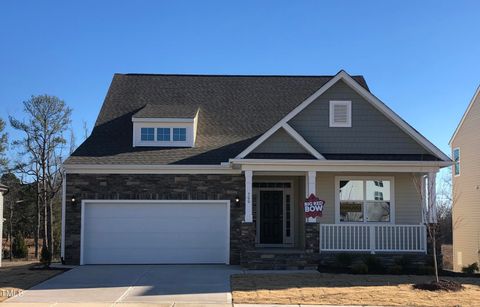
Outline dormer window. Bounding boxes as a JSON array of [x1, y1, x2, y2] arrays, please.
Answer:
[[132, 104, 199, 148], [173, 128, 187, 141], [157, 128, 171, 141], [141, 128, 155, 141]]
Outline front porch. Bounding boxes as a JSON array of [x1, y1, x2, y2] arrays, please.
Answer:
[[238, 168, 433, 269]]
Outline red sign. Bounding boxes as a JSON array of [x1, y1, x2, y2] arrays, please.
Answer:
[[304, 194, 325, 218]]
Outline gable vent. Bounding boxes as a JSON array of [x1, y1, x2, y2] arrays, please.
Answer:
[[329, 100, 352, 127]]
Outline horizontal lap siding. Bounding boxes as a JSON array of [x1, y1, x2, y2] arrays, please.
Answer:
[[452, 93, 480, 271], [289, 81, 429, 155]]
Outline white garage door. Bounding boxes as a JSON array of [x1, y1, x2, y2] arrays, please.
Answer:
[[81, 200, 229, 265]]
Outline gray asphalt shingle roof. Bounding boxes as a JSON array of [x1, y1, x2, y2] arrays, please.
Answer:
[[133, 104, 199, 118], [66, 73, 369, 165]]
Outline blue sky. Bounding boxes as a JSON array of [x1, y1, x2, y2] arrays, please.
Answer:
[[0, 0, 479, 159]]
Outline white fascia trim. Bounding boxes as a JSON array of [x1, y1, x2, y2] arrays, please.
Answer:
[[449, 84, 480, 145], [64, 163, 241, 174], [132, 117, 194, 123], [235, 70, 450, 162], [281, 123, 324, 159], [230, 158, 452, 167], [230, 159, 448, 173]]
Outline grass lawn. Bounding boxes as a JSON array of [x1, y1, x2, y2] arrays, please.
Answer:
[[231, 272, 480, 306], [0, 261, 66, 302]]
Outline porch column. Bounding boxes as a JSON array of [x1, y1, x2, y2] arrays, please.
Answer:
[[244, 170, 253, 223], [306, 171, 317, 223], [306, 171, 316, 196]]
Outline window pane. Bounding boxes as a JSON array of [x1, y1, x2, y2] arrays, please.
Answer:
[[157, 128, 170, 141], [453, 149, 460, 162], [340, 201, 363, 222], [366, 180, 390, 201], [339, 180, 363, 201], [366, 201, 390, 222], [173, 128, 186, 141], [140, 128, 154, 141], [454, 162, 460, 175]]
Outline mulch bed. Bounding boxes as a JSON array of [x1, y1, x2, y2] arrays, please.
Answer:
[[413, 279, 464, 292]]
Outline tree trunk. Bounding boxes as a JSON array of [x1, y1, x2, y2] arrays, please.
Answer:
[[34, 188, 40, 258], [48, 198, 54, 257], [9, 203, 13, 260], [432, 226, 439, 283]]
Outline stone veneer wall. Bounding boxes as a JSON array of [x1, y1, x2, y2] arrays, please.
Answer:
[[65, 173, 245, 265]]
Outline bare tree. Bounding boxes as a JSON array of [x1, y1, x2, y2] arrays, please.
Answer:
[[10, 95, 72, 261], [82, 120, 89, 141], [413, 172, 440, 283], [0, 118, 8, 173]]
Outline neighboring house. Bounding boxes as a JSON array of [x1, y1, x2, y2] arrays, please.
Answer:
[[62, 70, 451, 267], [0, 183, 8, 267], [450, 85, 480, 272]]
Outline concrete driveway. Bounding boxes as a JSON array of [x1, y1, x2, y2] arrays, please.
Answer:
[[6, 264, 241, 306]]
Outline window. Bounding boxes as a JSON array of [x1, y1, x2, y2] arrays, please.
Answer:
[[140, 128, 155, 141], [173, 128, 187, 141], [157, 128, 170, 141], [329, 100, 352, 127], [339, 179, 392, 223], [453, 148, 460, 176]]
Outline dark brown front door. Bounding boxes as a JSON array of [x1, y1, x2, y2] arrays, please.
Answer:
[[260, 190, 283, 244]]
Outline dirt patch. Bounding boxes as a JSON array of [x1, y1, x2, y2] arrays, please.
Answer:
[[231, 272, 480, 306], [0, 261, 66, 302]]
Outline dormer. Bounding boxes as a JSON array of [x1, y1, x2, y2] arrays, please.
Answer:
[[132, 104, 199, 147]]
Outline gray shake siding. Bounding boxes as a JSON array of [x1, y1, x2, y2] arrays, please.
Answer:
[[289, 80, 429, 155], [64, 173, 245, 265], [253, 128, 307, 154]]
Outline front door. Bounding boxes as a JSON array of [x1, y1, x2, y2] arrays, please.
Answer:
[[259, 190, 283, 244]]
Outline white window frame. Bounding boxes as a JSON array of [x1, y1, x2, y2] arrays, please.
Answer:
[[453, 147, 460, 177], [329, 100, 352, 127], [140, 127, 155, 141], [335, 176, 395, 224]]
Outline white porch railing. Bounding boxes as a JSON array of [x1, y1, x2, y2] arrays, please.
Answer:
[[319, 224, 427, 254]]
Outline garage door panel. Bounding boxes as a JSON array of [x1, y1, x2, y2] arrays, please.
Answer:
[[85, 232, 227, 249], [82, 201, 229, 264], [85, 217, 223, 233]]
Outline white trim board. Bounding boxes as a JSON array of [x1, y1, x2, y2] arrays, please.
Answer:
[[64, 164, 241, 174], [80, 199, 230, 265], [449, 84, 480, 145], [235, 70, 450, 162]]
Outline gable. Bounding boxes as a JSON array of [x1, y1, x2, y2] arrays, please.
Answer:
[[450, 85, 480, 146], [252, 127, 308, 154], [288, 80, 431, 156]]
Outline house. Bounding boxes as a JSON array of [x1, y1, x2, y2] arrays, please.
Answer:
[[450, 85, 480, 272], [0, 183, 8, 267], [62, 70, 451, 268]]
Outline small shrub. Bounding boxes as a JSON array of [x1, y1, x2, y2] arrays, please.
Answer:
[[388, 264, 403, 275], [334, 253, 353, 268], [362, 254, 384, 273], [351, 262, 368, 274], [417, 265, 435, 275], [40, 246, 52, 268], [461, 263, 479, 275], [12, 233, 28, 259], [395, 255, 413, 268]]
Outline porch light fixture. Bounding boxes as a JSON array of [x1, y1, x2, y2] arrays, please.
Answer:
[[235, 196, 240, 204], [71, 195, 77, 205]]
